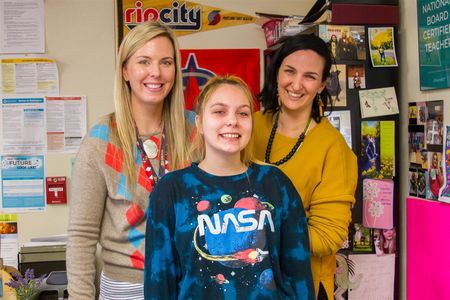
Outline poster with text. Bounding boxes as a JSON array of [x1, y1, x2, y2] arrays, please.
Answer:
[[417, 0, 450, 90], [46, 96, 87, 153], [1, 57, 59, 95], [0, 214, 18, 268], [348, 254, 395, 300], [1, 97, 47, 155], [1, 156, 45, 212]]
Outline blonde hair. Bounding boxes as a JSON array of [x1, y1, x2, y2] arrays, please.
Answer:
[[192, 75, 255, 165], [110, 22, 191, 195]]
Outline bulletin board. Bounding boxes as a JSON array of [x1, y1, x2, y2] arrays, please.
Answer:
[[407, 197, 450, 299]]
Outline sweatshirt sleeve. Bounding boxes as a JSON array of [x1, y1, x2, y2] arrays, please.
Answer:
[[279, 173, 316, 300], [67, 138, 107, 299], [144, 176, 179, 300], [308, 137, 357, 258]]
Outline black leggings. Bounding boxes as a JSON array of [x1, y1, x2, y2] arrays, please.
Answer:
[[317, 282, 328, 300]]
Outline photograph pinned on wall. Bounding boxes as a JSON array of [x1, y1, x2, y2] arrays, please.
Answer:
[[373, 227, 396, 256], [361, 121, 395, 179], [427, 151, 444, 200], [408, 131, 425, 166], [326, 64, 347, 107], [426, 119, 444, 147], [408, 102, 417, 125], [326, 110, 352, 148], [409, 169, 418, 197], [439, 125, 450, 203], [416, 102, 427, 125], [424, 100, 444, 150], [359, 86, 399, 118], [318, 24, 366, 60], [417, 169, 427, 198], [368, 27, 398, 67], [351, 223, 373, 252], [347, 65, 365, 89]]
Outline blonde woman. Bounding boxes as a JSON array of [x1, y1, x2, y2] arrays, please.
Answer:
[[67, 22, 192, 299]]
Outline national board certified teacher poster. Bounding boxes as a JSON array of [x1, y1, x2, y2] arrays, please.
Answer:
[[416, 0, 450, 90]]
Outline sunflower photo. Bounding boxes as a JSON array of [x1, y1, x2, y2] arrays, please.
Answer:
[[368, 27, 398, 67]]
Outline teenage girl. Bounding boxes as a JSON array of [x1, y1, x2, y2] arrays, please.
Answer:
[[144, 75, 315, 299]]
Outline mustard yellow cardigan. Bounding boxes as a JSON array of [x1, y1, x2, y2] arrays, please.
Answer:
[[253, 111, 358, 299]]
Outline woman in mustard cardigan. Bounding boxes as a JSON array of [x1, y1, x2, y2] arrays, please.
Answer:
[[253, 34, 358, 300]]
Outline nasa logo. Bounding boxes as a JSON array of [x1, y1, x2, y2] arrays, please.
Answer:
[[197, 209, 275, 237]]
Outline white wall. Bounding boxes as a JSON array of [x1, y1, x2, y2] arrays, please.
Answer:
[[399, 1, 449, 299], [17, 0, 316, 245], [16, 0, 116, 246], [19, 2, 427, 298]]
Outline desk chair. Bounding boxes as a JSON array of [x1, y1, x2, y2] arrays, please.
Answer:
[[37, 271, 68, 300]]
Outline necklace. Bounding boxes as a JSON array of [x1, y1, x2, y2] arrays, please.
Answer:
[[142, 137, 159, 159], [136, 127, 168, 186], [264, 112, 312, 166]]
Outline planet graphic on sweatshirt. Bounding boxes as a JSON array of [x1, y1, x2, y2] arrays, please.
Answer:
[[194, 196, 274, 268], [211, 273, 229, 285], [259, 269, 275, 290]]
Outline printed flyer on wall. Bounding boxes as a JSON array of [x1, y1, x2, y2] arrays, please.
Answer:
[[46, 96, 87, 153], [1, 97, 47, 155], [1, 155, 45, 212], [0, 214, 18, 268]]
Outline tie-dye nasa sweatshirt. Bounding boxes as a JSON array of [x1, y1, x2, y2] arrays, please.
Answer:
[[144, 163, 315, 300]]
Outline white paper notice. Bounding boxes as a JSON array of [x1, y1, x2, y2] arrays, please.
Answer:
[[0, 0, 45, 54], [327, 110, 352, 148], [1, 97, 46, 155], [348, 254, 395, 300], [0, 214, 18, 268], [1, 57, 59, 95], [46, 96, 87, 153]]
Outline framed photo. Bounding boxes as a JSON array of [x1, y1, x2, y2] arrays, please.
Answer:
[[318, 25, 366, 60]]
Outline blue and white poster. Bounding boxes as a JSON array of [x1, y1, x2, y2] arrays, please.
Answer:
[[1, 155, 45, 212], [417, 0, 450, 90]]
